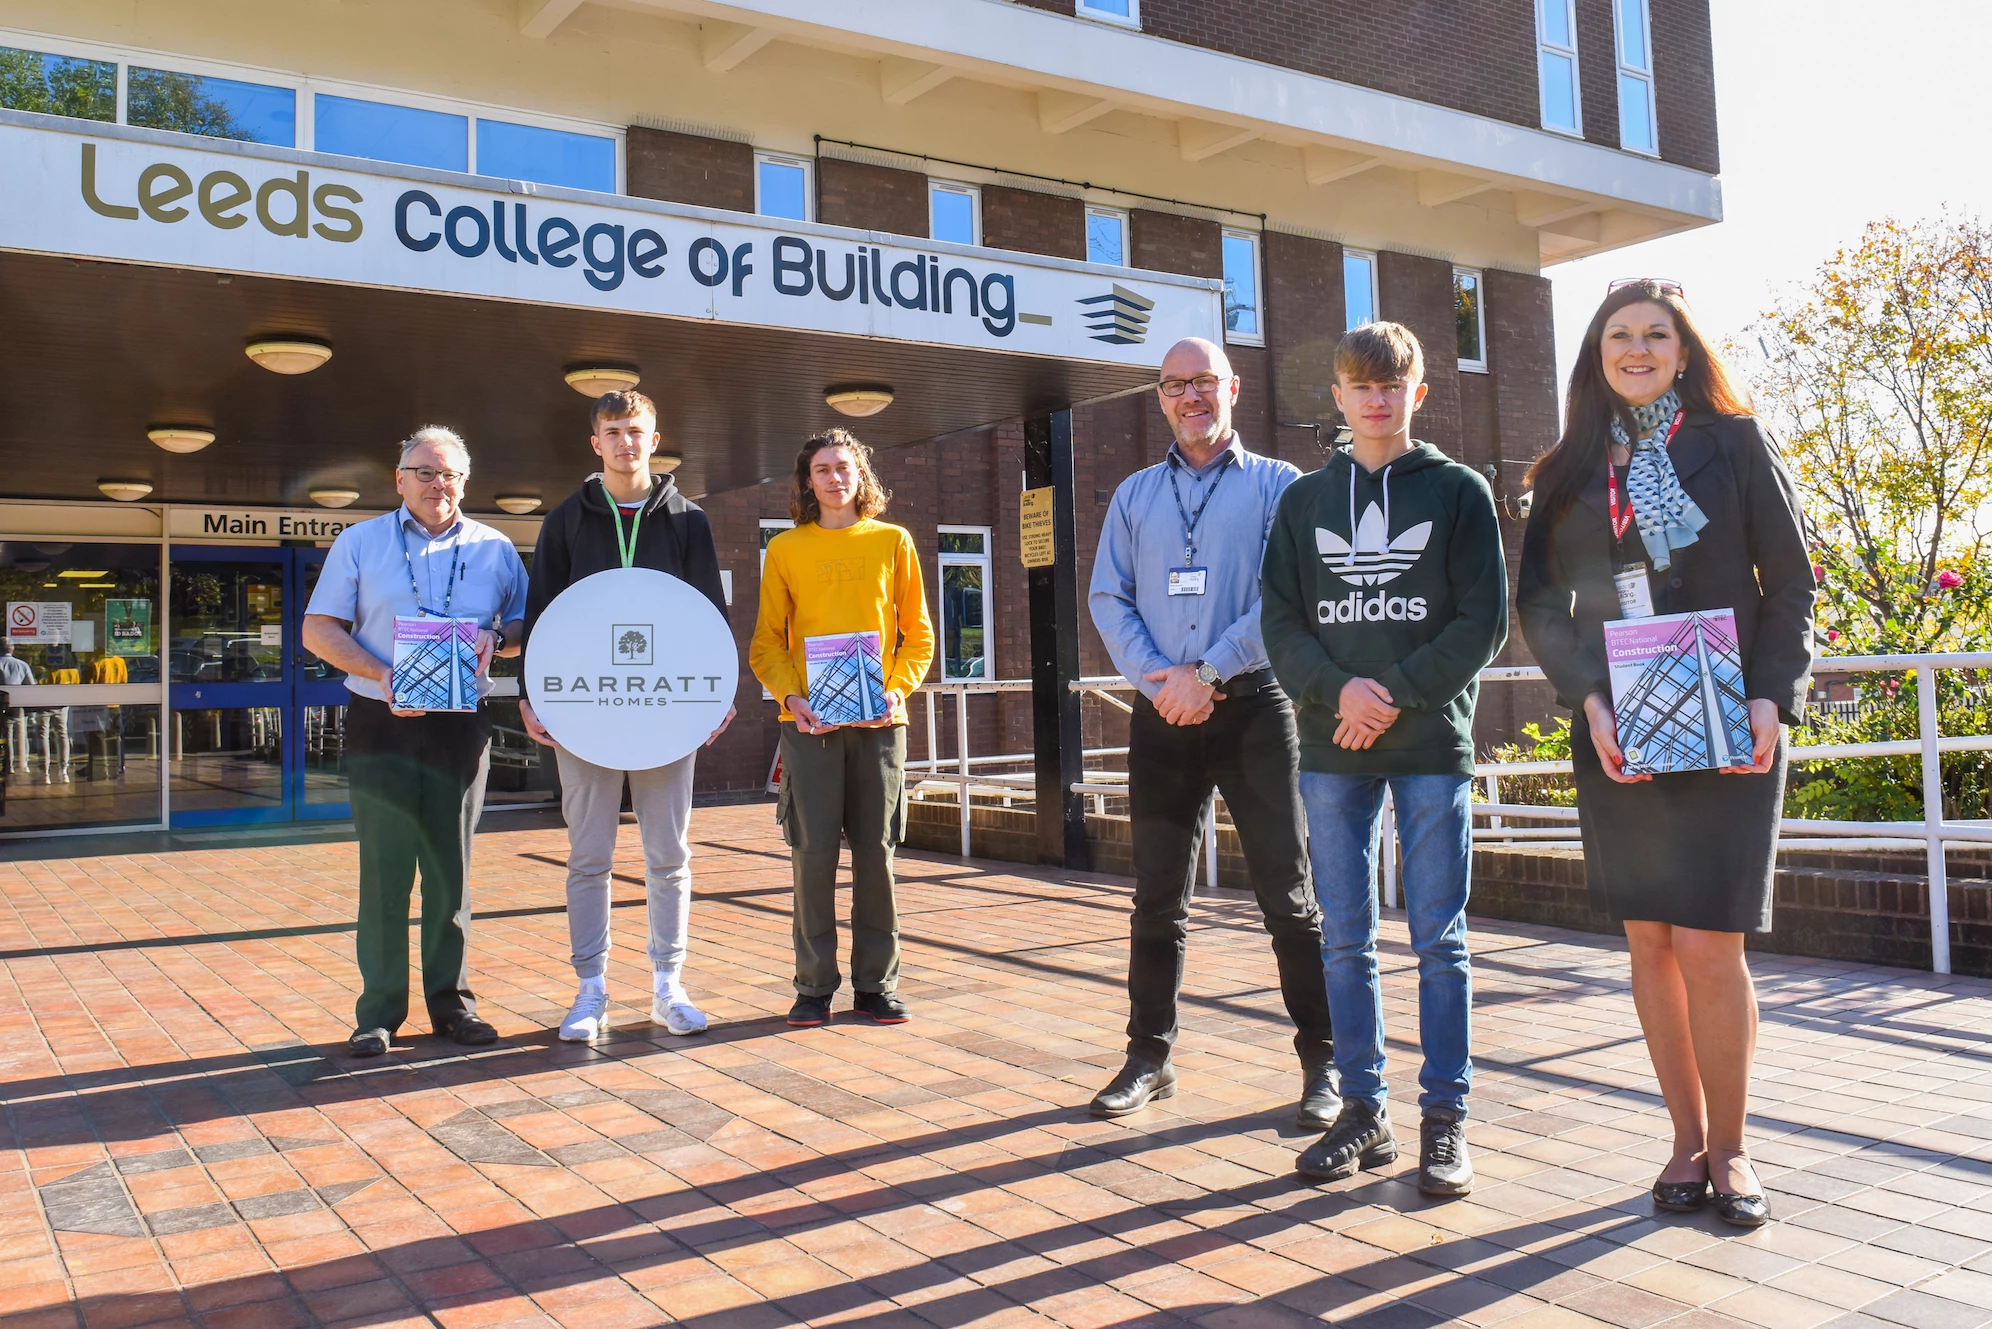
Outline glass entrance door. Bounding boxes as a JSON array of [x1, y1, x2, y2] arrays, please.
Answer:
[[169, 546, 350, 826]]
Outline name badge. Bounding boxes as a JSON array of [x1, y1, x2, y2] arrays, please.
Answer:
[[1614, 562, 1655, 619], [1168, 567, 1208, 596]]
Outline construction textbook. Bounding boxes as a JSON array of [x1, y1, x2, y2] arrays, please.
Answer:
[[1603, 608, 1753, 775], [391, 616, 481, 712], [804, 631, 887, 726]]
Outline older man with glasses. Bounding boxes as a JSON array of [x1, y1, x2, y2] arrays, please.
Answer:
[[303, 426, 528, 1057]]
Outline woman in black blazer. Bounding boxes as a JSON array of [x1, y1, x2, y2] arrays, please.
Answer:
[[1519, 280, 1814, 1227]]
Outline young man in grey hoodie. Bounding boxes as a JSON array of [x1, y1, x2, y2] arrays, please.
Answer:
[[1262, 323, 1507, 1196]]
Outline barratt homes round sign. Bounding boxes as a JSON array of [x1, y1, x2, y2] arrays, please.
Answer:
[[524, 568, 737, 771]]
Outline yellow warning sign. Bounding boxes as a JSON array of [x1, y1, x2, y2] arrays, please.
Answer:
[[1019, 486, 1056, 569]]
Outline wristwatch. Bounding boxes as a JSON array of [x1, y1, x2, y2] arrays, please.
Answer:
[[1193, 660, 1221, 689]]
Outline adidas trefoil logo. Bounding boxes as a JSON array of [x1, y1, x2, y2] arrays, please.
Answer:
[[1316, 502, 1432, 586]]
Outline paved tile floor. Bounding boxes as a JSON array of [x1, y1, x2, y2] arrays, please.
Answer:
[[4, 804, 1992, 1329]]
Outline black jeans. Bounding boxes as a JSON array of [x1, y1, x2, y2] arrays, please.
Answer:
[[346, 695, 491, 1034], [1125, 674, 1333, 1068]]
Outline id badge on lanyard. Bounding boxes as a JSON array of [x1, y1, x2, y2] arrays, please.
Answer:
[[1168, 567, 1207, 596], [1614, 562, 1655, 619], [1606, 413, 1682, 621]]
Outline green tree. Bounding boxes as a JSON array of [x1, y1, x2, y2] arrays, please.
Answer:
[[125, 68, 246, 140], [0, 47, 115, 122]]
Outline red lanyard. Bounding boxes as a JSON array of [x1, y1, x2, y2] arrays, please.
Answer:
[[1607, 410, 1685, 543]]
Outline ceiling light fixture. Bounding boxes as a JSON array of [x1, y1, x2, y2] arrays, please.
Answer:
[[246, 338, 333, 374], [98, 481, 153, 502], [648, 452, 683, 474], [57, 570, 110, 579], [309, 488, 361, 509], [494, 495, 543, 514], [825, 385, 894, 418], [564, 364, 642, 397], [148, 426, 216, 454]]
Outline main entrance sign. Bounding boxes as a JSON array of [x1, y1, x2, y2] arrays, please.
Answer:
[[0, 114, 1222, 369], [524, 568, 737, 771]]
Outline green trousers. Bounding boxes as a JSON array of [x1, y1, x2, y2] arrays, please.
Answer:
[[777, 722, 907, 997]]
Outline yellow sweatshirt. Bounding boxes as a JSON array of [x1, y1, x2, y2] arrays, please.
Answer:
[[750, 518, 935, 725]]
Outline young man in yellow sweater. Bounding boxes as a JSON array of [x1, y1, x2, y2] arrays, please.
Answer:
[[751, 429, 935, 1027]]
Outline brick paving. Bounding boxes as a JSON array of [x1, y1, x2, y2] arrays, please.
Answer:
[[4, 805, 1992, 1328]]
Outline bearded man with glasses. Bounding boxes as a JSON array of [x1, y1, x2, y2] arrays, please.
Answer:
[[1086, 337, 1335, 1123], [303, 426, 529, 1058]]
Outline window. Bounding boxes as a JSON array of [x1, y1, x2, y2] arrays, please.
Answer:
[[1221, 229, 1262, 344], [1454, 268, 1487, 372], [1086, 206, 1127, 266], [1075, 0, 1140, 26], [929, 181, 980, 246], [1536, 0, 1582, 136], [937, 528, 991, 682], [756, 153, 811, 222], [1615, 0, 1657, 153], [1343, 249, 1377, 330], [478, 118, 616, 192], [315, 94, 467, 171], [0, 45, 115, 122], [127, 67, 295, 146]]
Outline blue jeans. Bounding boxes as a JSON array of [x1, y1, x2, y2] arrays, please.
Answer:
[[1299, 772, 1473, 1116]]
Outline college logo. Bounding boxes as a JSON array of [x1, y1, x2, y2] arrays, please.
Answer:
[[1316, 503, 1432, 586], [612, 623, 654, 666], [1077, 283, 1155, 345]]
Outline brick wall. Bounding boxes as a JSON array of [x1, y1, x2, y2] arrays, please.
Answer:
[[981, 185, 1086, 261], [817, 157, 929, 238], [1650, 0, 1720, 174], [1377, 251, 1461, 461], [1573, 0, 1622, 156], [1130, 209, 1221, 280], [1486, 267, 1562, 744], [1264, 229, 1344, 447], [625, 127, 753, 212]]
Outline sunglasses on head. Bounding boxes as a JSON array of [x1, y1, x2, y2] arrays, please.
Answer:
[[1607, 277, 1686, 298]]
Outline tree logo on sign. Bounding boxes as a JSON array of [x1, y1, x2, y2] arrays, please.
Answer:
[[611, 623, 654, 666]]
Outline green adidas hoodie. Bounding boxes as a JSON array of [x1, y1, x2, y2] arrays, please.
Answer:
[[1261, 441, 1508, 776]]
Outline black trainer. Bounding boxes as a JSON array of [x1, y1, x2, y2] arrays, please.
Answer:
[[787, 994, 832, 1027], [853, 991, 910, 1024], [1296, 1100, 1396, 1181], [1418, 1109, 1473, 1196]]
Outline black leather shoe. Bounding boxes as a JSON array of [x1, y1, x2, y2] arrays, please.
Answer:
[[853, 991, 910, 1024], [1712, 1190, 1770, 1227], [787, 994, 832, 1027], [1652, 1176, 1710, 1212], [1297, 1100, 1396, 1181], [436, 1014, 498, 1046], [1297, 1059, 1339, 1131], [1089, 1059, 1176, 1117], [347, 1028, 389, 1057], [1418, 1109, 1473, 1196]]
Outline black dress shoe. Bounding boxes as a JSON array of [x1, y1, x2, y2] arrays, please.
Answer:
[[1712, 1189, 1770, 1227], [436, 1014, 498, 1046], [348, 1028, 389, 1057], [1297, 1100, 1396, 1181], [1297, 1059, 1339, 1131], [1089, 1059, 1176, 1117], [1651, 1177, 1710, 1212], [1418, 1109, 1473, 1197]]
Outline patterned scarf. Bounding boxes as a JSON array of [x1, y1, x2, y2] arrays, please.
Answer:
[[1612, 388, 1705, 571]]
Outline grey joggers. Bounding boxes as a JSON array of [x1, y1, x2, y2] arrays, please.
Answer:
[[555, 745, 696, 989]]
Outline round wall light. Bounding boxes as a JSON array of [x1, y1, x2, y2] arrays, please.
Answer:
[[148, 426, 215, 454], [564, 365, 642, 397], [245, 338, 333, 374], [494, 495, 543, 514], [825, 386, 894, 418], [309, 488, 361, 509], [648, 452, 683, 474], [98, 480, 154, 502]]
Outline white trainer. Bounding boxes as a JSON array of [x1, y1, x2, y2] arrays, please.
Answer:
[[653, 996, 708, 1036], [559, 986, 609, 1042]]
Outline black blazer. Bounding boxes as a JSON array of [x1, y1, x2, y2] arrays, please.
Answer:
[[1518, 413, 1816, 723]]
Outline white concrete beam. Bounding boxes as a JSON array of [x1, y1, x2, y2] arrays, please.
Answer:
[[880, 57, 954, 105], [1415, 169, 1496, 207], [1511, 188, 1595, 228], [1177, 119, 1256, 162], [1302, 145, 1383, 186], [1037, 90, 1116, 134], [518, 0, 584, 38], [1539, 211, 1603, 243], [701, 21, 775, 71]]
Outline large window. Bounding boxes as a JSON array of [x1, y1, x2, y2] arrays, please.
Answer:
[[1221, 229, 1262, 345], [128, 67, 295, 146], [1454, 268, 1487, 372], [936, 528, 991, 682], [1615, 0, 1658, 154], [315, 94, 467, 171], [929, 181, 980, 246], [1086, 207, 1128, 267], [1537, 0, 1583, 136], [0, 45, 115, 122], [757, 154, 811, 222], [1075, 0, 1140, 26], [1344, 249, 1377, 330], [478, 117, 616, 192]]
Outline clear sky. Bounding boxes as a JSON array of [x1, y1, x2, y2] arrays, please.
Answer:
[[1545, 0, 1992, 400]]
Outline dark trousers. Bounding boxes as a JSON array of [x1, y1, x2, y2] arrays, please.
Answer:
[[1125, 675, 1333, 1067], [777, 722, 907, 997], [346, 695, 491, 1034]]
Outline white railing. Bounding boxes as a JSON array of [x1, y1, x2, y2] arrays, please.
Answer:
[[915, 652, 1992, 975]]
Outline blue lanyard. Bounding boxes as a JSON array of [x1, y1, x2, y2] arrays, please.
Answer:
[[1166, 451, 1234, 566], [401, 521, 461, 618]]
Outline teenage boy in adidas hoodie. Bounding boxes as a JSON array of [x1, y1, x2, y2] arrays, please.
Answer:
[[1261, 322, 1507, 1197]]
